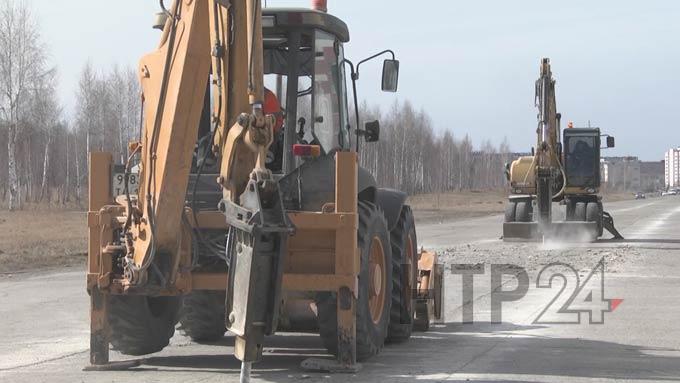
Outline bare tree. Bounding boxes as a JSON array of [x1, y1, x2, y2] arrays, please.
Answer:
[[73, 62, 97, 203], [75, 62, 96, 153], [74, 127, 82, 204], [0, 0, 48, 210], [28, 72, 60, 202], [68, 63, 141, 204], [107, 65, 140, 163]]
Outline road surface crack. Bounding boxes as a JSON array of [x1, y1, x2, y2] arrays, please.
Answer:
[[0, 349, 89, 372]]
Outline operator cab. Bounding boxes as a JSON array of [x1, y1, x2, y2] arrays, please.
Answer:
[[186, 7, 398, 212], [262, 8, 352, 173], [563, 128, 614, 189], [261, 8, 399, 175]]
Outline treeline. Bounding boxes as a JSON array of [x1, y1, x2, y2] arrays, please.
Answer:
[[0, 0, 140, 209], [0, 0, 512, 210], [0, 0, 61, 209], [358, 101, 512, 195]]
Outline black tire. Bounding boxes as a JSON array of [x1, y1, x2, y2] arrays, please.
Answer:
[[316, 201, 393, 361], [515, 201, 531, 222], [179, 291, 226, 342], [504, 202, 517, 223], [108, 295, 180, 356], [387, 205, 417, 342], [565, 200, 576, 221], [586, 202, 603, 238], [574, 202, 587, 221], [585, 202, 600, 222]]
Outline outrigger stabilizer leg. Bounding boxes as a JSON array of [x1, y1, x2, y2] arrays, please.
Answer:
[[603, 211, 624, 240]]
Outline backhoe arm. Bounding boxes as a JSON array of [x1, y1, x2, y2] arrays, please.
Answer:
[[125, 0, 275, 286], [129, 0, 213, 285], [124, 0, 290, 375], [533, 58, 564, 227]]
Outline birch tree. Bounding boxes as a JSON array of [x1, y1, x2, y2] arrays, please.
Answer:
[[0, 0, 48, 210], [28, 72, 60, 201]]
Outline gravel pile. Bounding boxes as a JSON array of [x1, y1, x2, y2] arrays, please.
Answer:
[[436, 241, 641, 275]]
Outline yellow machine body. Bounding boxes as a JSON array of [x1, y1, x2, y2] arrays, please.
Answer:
[[508, 155, 536, 195], [85, 0, 443, 374]]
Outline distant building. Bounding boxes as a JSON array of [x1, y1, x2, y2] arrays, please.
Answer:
[[640, 161, 665, 192], [601, 156, 641, 192], [665, 148, 680, 188]]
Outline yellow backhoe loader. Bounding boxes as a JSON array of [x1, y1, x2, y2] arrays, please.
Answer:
[[503, 58, 623, 241], [85, 0, 443, 379]]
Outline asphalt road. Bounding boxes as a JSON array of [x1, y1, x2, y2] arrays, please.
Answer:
[[2, 196, 680, 382]]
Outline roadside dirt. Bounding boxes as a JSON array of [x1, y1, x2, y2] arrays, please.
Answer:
[[0, 210, 86, 274], [409, 190, 635, 224], [0, 190, 637, 274], [409, 190, 507, 223]]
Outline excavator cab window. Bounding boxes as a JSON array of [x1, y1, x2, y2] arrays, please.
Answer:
[[263, 32, 313, 172], [263, 18, 351, 173], [564, 131, 600, 188], [313, 31, 350, 152]]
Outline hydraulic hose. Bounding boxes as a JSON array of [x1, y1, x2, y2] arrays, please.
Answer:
[[190, 0, 227, 263], [139, 0, 181, 277]]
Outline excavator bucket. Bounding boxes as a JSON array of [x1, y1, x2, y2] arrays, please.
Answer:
[[503, 222, 541, 241], [414, 249, 445, 331]]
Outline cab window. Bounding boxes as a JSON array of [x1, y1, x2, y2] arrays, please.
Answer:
[[313, 30, 349, 152]]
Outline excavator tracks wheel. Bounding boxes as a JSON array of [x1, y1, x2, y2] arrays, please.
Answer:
[[315, 201, 393, 361], [387, 205, 418, 343], [574, 202, 587, 221], [515, 201, 532, 222], [586, 202, 602, 238], [108, 295, 180, 356], [504, 202, 517, 222], [566, 201, 576, 221], [179, 291, 226, 342]]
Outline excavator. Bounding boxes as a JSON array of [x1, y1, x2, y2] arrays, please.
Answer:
[[85, 0, 443, 380], [503, 58, 623, 241]]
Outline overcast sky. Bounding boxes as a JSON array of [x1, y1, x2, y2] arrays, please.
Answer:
[[34, 0, 679, 160]]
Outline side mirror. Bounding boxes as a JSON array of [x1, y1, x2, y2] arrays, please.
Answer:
[[153, 12, 168, 30], [606, 136, 615, 148], [381, 59, 400, 92], [364, 120, 380, 142]]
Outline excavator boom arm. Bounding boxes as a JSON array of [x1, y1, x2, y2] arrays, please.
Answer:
[[533, 58, 563, 226], [127, 0, 268, 283], [127, 1, 287, 374]]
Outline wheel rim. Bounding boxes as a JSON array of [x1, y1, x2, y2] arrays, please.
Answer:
[[404, 233, 415, 313], [368, 235, 386, 324]]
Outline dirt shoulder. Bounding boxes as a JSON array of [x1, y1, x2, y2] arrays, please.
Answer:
[[409, 190, 507, 224], [409, 190, 634, 224], [0, 210, 87, 274], [0, 190, 635, 274]]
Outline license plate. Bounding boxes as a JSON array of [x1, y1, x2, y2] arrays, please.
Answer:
[[112, 165, 139, 197]]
